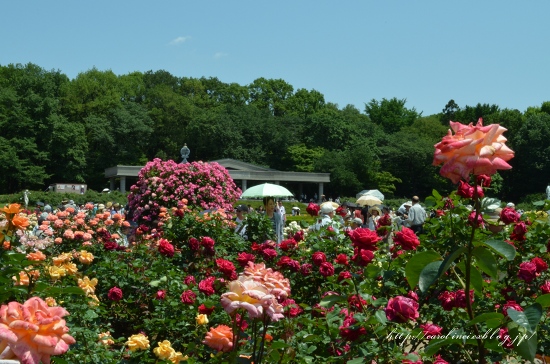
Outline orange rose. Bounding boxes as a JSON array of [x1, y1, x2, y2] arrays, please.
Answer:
[[203, 325, 233, 352], [26, 251, 47, 261], [1, 203, 21, 215], [78, 250, 94, 264], [11, 215, 29, 230], [0, 297, 75, 363], [433, 118, 514, 184]]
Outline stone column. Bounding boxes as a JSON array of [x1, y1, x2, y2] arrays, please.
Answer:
[[110, 178, 115, 191], [318, 183, 324, 203], [242, 179, 247, 192], [120, 176, 127, 193]]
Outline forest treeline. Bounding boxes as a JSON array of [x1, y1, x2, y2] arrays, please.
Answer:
[[1, 62, 549, 202]]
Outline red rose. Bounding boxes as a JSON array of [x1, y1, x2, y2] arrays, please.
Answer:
[[433, 354, 450, 364], [385, 296, 419, 323], [282, 299, 303, 318], [261, 248, 278, 260], [200, 236, 215, 248], [338, 271, 352, 282], [188, 237, 200, 250], [216, 258, 236, 277], [312, 251, 327, 266], [107, 287, 123, 301], [198, 304, 215, 315], [531, 257, 548, 273], [476, 174, 492, 187], [468, 211, 484, 228], [510, 221, 528, 241], [287, 259, 301, 272], [457, 180, 474, 198], [500, 207, 520, 225], [348, 295, 367, 311], [437, 291, 456, 311], [339, 314, 367, 341], [306, 202, 320, 217], [518, 261, 537, 282], [198, 276, 216, 296], [300, 263, 312, 276], [540, 281, 550, 294], [349, 228, 381, 250], [443, 197, 454, 210], [184, 275, 196, 286], [158, 239, 175, 257], [502, 300, 523, 317], [499, 328, 514, 349], [280, 238, 297, 251], [155, 290, 166, 300], [407, 291, 419, 301], [335, 254, 349, 265], [352, 248, 375, 266], [393, 228, 420, 251], [420, 323, 443, 338], [455, 289, 474, 308], [319, 262, 335, 277], [236, 252, 255, 267], [293, 230, 304, 242], [180, 289, 196, 304], [104, 241, 119, 251]]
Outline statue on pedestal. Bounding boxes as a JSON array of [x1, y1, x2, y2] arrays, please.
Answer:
[[180, 143, 190, 164]]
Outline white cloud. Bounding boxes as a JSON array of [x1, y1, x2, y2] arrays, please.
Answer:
[[214, 52, 228, 59], [169, 36, 191, 45]]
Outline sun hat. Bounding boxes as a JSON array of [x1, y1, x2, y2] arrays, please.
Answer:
[[98, 204, 105, 210], [404, 201, 412, 207], [236, 204, 248, 212], [351, 217, 363, 225], [368, 206, 382, 215], [320, 204, 335, 215]]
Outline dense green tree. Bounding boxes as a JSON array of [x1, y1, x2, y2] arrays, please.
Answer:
[[453, 103, 500, 124], [364, 97, 420, 134], [440, 99, 460, 124], [248, 78, 294, 117], [285, 88, 325, 121]]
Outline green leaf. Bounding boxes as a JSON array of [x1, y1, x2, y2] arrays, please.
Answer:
[[432, 189, 442, 200], [507, 303, 542, 333], [419, 261, 443, 293], [374, 309, 387, 325], [535, 294, 550, 308], [404, 250, 441, 289], [472, 246, 498, 278], [270, 341, 290, 349], [437, 246, 467, 280], [481, 239, 516, 261], [346, 358, 366, 364], [319, 294, 346, 309], [509, 327, 537, 362], [455, 261, 483, 294], [466, 312, 504, 327]]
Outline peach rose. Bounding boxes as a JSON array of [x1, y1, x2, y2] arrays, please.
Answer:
[[26, 251, 46, 261], [433, 118, 514, 183], [203, 325, 233, 353], [78, 251, 94, 264], [221, 276, 284, 321], [98, 331, 114, 346], [78, 276, 98, 296], [0, 297, 75, 364], [126, 333, 149, 351], [242, 262, 291, 300]]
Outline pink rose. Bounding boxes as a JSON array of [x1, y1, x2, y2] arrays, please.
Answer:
[[518, 261, 537, 282], [203, 325, 233, 353], [454, 289, 474, 308], [385, 296, 419, 322], [433, 354, 450, 364], [510, 221, 527, 241], [339, 314, 367, 341], [393, 228, 420, 250], [338, 271, 352, 282], [438, 291, 456, 311], [420, 323, 443, 338], [180, 290, 196, 304], [107, 287, 123, 301], [433, 118, 514, 184], [300, 263, 312, 276], [155, 290, 166, 300], [468, 211, 484, 228], [540, 281, 550, 294], [188, 237, 200, 250], [184, 275, 196, 286]]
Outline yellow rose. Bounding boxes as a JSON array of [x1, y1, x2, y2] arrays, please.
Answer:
[[196, 314, 209, 326], [98, 331, 114, 346], [78, 276, 98, 295], [48, 265, 67, 279], [45, 297, 57, 307], [169, 351, 189, 363], [78, 250, 94, 264], [52, 252, 73, 266], [88, 294, 100, 307], [126, 333, 150, 351], [62, 262, 78, 275], [153, 340, 175, 360]]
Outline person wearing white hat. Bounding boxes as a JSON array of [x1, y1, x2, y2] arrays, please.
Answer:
[[367, 206, 381, 231], [310, 203, 336, 231]]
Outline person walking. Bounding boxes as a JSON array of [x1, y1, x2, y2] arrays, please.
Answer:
[[405, 196, 426, 235]]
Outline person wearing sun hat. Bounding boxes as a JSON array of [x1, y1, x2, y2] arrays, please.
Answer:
[[367, 206, 381, 231], [310, 203, 336, 231]]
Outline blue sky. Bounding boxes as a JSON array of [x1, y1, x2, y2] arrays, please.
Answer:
[[2, 1, 549, 116]]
